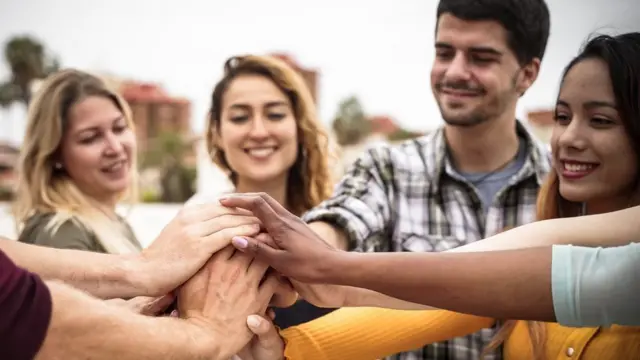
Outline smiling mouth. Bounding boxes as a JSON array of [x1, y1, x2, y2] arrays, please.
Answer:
[[561, 161, 599, 179], [101, 160, 127, 173], [244, 147, 278, 159]]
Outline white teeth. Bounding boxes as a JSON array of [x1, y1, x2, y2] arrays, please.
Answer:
[[564, 163, 594, 172], [105, 161, 124, 172], [247, 148, 275, 158]]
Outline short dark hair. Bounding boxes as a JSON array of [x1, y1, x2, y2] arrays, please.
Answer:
[[560, 32, 640, 165], [436, 0, 551, 66]]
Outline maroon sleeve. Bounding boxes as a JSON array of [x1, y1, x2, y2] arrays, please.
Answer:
[[0, 249, 53, 360]]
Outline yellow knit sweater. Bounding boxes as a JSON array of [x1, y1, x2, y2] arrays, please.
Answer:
[[280, 307, 640, 359]]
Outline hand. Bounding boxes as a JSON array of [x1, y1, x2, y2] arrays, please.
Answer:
[[253, 233, 345, 308], [177, 245, 280, 357], [236, 314, 285, 360], [105, 293, 176, 316], [219, 192, 343, 283], [134, 203, 262, 296]]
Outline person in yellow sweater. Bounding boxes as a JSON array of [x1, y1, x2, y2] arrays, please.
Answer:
[[225, 32, 640, 360]]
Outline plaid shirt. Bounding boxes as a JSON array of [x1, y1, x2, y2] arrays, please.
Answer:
[[302, 122, 551, 360]]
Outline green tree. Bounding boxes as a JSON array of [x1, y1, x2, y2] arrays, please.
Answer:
[[331, 95, 371, 146], [141, 131, 196, 203], [0, 35, 60, 108]]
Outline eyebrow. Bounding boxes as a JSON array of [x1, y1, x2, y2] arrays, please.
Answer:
[[435, 42, 503, 56], [557, 99, 618, 110], [75, 115, 124, 135], [229, 101, 289, 111]]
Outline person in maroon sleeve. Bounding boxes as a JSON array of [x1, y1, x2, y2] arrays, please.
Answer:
[[0, 250, 52, 360]]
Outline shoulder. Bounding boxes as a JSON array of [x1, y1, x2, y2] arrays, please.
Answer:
[[18, 213, 101, 252]]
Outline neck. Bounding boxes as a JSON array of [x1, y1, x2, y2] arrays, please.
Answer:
[[444, 112, 519, 173], [236, 176, 288, 209], [585, 195, 632, 216]]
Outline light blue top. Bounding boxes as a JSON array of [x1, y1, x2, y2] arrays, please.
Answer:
[[552, 242, 640, 327]]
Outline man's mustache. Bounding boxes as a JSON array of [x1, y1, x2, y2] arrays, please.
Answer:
[[436, 82, 485, 94]]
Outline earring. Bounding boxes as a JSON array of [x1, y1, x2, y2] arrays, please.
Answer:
[[54, 162, 62, 170]]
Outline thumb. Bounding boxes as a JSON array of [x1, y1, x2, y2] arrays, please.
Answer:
[[247, 315, 283, 348]]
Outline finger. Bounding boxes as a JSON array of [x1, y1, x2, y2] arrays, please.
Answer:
[[247, 315, 281, 349], [258, 274, 281, 308], [267, 308, 276, 321], [232, 236, 282, 263], [197, 214, 262, 237], [218, 194, 282, 232], [204, 224, 262, 256], [255, 232, 278, 249], [141, 293, 176, 316], [270, 277, 298, 308], [183, 202, 254, 221]]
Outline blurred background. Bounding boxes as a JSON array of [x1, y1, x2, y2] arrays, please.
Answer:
[[1, 0, 639, 243]]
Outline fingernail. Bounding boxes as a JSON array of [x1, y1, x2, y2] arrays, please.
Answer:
[[247, 315, 262, 328], [232, 236, 248, 248]]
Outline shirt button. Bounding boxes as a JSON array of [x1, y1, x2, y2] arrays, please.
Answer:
[[566, 347, 575, 357]]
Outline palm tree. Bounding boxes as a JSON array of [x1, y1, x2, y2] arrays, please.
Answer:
[[0, 35, 60, 108]]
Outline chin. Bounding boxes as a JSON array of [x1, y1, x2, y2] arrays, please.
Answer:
[[558, 184, 594, 203]]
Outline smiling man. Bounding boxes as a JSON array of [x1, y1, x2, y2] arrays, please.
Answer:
[[293, 1, 552, 359]]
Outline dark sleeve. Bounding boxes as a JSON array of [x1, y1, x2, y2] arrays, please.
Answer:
[[0, 249, 52, 360], [22, 217, 102, 252], [302, 145, 396, 252]]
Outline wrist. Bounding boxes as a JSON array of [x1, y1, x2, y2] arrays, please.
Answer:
[[185, 314, 238, 359], [322, 250, 358, 284], [119, 254, 156, 297]]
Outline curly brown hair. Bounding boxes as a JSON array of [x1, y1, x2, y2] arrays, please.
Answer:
[[206, 54, 336, 215]]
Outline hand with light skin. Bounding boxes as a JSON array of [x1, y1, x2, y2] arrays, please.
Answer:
[[235, 313, 285, 360], [177, 244, 281, 358]]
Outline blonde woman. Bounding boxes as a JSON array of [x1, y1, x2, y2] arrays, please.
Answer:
[[13, 69, 143, 255]]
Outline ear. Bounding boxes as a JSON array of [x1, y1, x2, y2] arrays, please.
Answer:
[[517, 58, 541, 97]]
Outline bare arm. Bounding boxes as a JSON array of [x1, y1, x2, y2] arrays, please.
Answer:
[[37, 281, 227, 360], [1, 203, 262, 299], [449, 205, 640, 253], [323, 247, 555, 321], [308, 222, 348, 250], [0, 238, 141, 299], [297, 222, 431, 310]]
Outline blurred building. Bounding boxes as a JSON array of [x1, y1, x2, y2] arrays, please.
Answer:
[[101, 74, 196, 165], [270, 53, 319, 104], [527, 109, 554, 144]]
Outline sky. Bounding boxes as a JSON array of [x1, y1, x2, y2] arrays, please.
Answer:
[[0, 0, 639, 145]]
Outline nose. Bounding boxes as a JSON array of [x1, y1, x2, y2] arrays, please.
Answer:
[[103, 132, 125, 155], [248, 117, 269, 139], [556, 117, 588, 152], [443, 53, 472, 83]]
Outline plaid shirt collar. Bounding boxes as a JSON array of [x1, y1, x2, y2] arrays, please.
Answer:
[[425, 120, 551, 193]]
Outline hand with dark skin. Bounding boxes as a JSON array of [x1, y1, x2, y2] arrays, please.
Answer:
[[220, 192, 557, 322], [219, 193, 342, 284]]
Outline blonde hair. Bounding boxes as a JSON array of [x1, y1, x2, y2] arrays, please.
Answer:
[[206, 55, 338, 215], [13, 69, 140, 255]]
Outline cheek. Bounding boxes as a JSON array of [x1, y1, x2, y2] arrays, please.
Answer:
[[62, 145, 100, 179]]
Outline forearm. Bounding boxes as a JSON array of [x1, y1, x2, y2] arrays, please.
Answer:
[[0, 238, 142, 299], [326, 247, 555, 321], [343, 286, 434, 310], [37, 281, 228, 360], [308, 222, 348, 250], [449, 206, 640, 253]]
